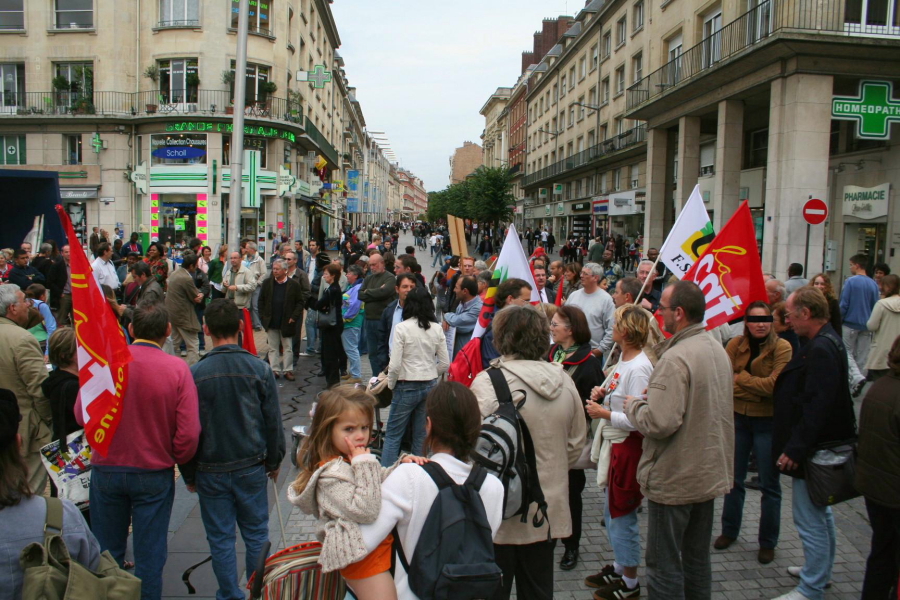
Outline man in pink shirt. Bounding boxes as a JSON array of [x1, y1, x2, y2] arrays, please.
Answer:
[[77, 302, 200, 600]]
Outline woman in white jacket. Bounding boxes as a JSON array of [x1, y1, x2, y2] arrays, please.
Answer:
[[356, 381, 505, 600], [866, 274, 900, 381], [381, 286, 450, 467]]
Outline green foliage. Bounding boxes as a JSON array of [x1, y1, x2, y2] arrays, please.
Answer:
[[426, 166, 515, 225]]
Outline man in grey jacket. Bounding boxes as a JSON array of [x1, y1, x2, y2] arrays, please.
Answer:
[[242, 242, 267, 330], [624, 281, 734, 600]]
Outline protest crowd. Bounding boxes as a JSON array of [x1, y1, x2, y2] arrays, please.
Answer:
[[0, 208, 898, 600]]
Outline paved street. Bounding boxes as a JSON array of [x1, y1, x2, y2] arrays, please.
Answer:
[[160, 230, 873, 599]]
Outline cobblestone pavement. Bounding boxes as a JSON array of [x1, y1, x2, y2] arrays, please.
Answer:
[[162, 231, 873, 599]]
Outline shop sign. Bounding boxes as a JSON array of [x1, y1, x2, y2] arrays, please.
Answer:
[[608, 190, 639, 216], [842, 183, 890, 220], [164, 122, 296, 143], [151, 134, 207, 165], [130, 161, 148, 194], [832, 81, 900, 140], [552, 183, 563, 195], [573, 202, 589, 211], [59, 188, 99, 199], [592, 196, 608, 214], [545, 205, 551, 216], [538, 188, 548, 199], [557, 202, 565, 215]]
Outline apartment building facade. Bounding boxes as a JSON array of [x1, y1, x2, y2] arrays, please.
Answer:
[[448, 141, 483, 185], [0, 0, 382, 252], [521, 0, 648, 245], [627, 0, 900, 283], [480, 87, 511, 170]]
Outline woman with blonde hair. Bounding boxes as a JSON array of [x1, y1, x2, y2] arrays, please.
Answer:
[[866, 274, 900, 381], [584, 304, 653, 599]]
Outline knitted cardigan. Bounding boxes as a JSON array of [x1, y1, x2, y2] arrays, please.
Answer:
[[288, 454, 398, 573]]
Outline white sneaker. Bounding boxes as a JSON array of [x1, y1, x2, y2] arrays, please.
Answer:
[[787, 566, 832, 588], [771, 590, 811, 600]]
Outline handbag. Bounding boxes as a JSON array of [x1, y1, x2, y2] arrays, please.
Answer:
[[20, 497, 141, 600], [805, 439, 861, 507], [315, 304, 337, 330], [367, 370, 393, 408]]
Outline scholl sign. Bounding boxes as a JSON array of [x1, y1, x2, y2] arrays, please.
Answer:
[[152, 146, 207, 160]]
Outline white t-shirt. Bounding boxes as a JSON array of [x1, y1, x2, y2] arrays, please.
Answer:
[[541, 230, 549, 242], [604, 350, 653, 431], [359, 453, 504, 600]]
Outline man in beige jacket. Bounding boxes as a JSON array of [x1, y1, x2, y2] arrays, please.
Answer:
[[0, 284, 51, 494], [625, 280, 734, 600], [165, 252, 204, 365], [224, 251, 258, 309]]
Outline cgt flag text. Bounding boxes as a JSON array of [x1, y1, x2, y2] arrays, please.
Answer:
[[682, 201, 768, 330], [55, 205, 132, 456]]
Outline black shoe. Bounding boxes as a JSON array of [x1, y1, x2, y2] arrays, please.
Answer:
[[315, 371, 325, 377], [559, 548, 578, 571]]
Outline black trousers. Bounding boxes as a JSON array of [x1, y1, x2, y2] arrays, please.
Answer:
[[563, 469, 586, 551], [320, 326, 343, 388], [863, 497, 900, 599], [493, 539, 557, 600]]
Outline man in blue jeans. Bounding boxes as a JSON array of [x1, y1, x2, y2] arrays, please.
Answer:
[[183, 299, 285, 600], [77, 302, 201, 600]]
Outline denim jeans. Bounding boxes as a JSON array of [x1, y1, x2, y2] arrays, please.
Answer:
[[341, 326, 362, 379], [380, 379, 435, 467], [359, 320, 368, 355], [305, 309, 319, 354], [250, 286, 262, 329], [196, 463, 270, 600], [792, 478, 836, 600], [605, 488, 641, 567], [721, 413, 781, 548], [195, 305, 206, 350], [90, 467, 175, 600], [431, 249, 443, 268], [646, 499, 714, 600], [365, 319, 387, 376]]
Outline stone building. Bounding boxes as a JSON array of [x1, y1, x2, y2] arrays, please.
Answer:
[[0, 0, 387, 252]]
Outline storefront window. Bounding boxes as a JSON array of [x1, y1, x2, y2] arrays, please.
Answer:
[[0, 63, 24, 111], [159, 59, 199, 103], [150, 133, 207, 165], [158, 194, 198, 246]]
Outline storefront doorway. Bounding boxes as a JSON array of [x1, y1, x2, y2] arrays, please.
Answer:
[[843, 222, 887, 275], [158, 194, 197, 246]]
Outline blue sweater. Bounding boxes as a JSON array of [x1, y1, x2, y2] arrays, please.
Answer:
[[839, 274, 880, 329]]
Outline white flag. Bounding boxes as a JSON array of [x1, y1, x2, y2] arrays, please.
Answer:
[[658, 185, 714, 278], [472, 224, 538, 338]]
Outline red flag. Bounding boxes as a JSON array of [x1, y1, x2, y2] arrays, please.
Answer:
[[241, 308, 258, 355], [554, 278, 564, 307], [681, 201, 768, 330], [55, 205, 132, 457]]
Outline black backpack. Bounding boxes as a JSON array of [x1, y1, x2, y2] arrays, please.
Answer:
[[472, 367, 550, 535], [392, 462, 502, 600]]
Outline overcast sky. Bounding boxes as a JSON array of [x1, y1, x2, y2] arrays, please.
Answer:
[[330, 0, 576, 192]]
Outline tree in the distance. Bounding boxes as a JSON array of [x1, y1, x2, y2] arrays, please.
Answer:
[[426, 166, 514, 228]]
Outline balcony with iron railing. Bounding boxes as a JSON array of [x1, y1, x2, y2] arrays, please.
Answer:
[[627, 0, 900, 115], [523, 125, 647, 187], [0, 89, 303, 125]]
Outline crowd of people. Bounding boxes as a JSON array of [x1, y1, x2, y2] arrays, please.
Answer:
[[0, 222, 898, 600]]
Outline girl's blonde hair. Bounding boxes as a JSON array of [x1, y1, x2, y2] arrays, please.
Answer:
[[615, 304, 650, 348], [291, 385, 376, 495]]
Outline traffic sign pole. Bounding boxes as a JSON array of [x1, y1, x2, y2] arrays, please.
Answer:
[[801, 197, 829, 277]]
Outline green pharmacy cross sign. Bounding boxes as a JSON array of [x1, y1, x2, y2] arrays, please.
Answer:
[[306, 65, 332, 89], [832, 80, 900, 140], [91, 133, 103, 154]]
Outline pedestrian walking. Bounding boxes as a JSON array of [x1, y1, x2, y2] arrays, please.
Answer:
[[840, 253, 881, 376], [470, 305, 587, 600], [546, 305, 605, 573], [341, 265, 365, 384], [584, 304, 654, 600], [715, 301, 792, 565], [772, 287, 857, 600], [624, 281, 734, 600], [259, 258, 304, 381], [77, 301, 201, 600], [382, 286, 450, 467], [183, 299, 285, 600], [314, 263, 345, 388], [855, 334, 900, 599]]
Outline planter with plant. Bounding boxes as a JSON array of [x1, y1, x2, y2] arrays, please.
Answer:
[[186, 73, 200, 102], [222, 70, 236, 112], [144, 66, 159, 112]]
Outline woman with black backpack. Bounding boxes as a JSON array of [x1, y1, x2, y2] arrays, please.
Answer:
[[354, 382, 505, 599]]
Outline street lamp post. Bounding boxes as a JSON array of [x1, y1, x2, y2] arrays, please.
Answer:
[[227, 0, 250, 251]]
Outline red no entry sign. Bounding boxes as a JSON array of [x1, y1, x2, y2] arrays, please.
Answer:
[[802, 198, 828, 225]]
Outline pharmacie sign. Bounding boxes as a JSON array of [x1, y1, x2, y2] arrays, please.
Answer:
[[842, 183, 890, 220], [832, 80, 900, 140], [165, 121, 297, 143]]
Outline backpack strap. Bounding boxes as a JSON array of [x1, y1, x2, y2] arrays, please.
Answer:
[[465, 462, 488, 492], [517, 417, 552, 540], [43, 497, 64, 545], [487, 367, 513, 405]]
